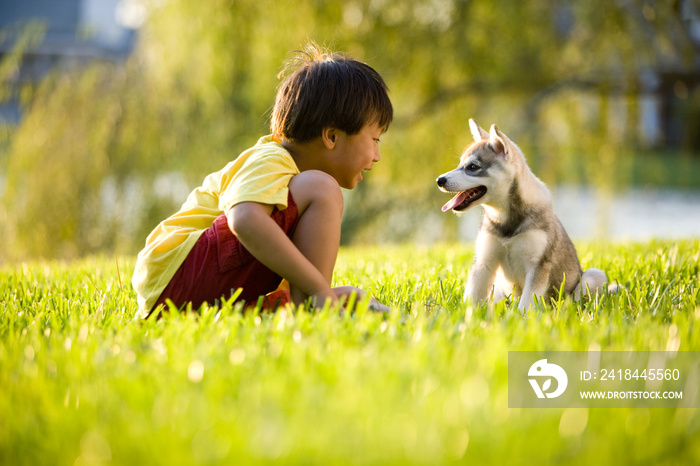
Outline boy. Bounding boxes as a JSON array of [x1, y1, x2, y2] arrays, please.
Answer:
[[132, 42, 393, 319]]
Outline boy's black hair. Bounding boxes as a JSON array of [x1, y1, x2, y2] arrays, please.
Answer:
[[270, 42, 393, 143]]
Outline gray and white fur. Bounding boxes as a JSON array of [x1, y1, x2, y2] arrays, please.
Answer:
[[437, 119, 614, 312]]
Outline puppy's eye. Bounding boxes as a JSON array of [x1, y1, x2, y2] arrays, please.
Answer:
[[466, 163, 480, 172]]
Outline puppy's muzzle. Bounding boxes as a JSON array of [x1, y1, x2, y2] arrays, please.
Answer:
[[436, 175, 448, 188]]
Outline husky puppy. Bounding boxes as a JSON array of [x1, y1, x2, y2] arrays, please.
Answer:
[[437, 119, 611, 311]]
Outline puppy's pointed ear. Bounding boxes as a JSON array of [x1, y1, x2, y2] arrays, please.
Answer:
[[469, 118, 489, 142], [489, 124, 508, 157]]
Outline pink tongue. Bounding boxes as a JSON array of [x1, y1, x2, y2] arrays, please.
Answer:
[[442, 191, 470, 212]]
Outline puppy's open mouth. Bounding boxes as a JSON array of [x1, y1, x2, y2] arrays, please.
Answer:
[[441, 186, 487, 212]]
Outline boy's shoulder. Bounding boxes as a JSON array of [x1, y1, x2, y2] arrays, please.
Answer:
[[204, 135, 299, 194], [253, 134, 284, 149], [217, 135, 296, 175], [244, 135, 292, 163]]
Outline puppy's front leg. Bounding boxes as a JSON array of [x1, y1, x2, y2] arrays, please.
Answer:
[[465, 263, 499, 303], [464, 232, 502, 304], [518, 264, 552, 312]]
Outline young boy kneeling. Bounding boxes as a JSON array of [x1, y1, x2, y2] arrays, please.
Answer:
[[132, 43, 393, 319]]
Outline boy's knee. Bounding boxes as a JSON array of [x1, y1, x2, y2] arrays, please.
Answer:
[[289, 170, 344, 213]]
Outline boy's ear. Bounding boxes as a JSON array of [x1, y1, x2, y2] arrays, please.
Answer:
[[322, 127, 338, 149]]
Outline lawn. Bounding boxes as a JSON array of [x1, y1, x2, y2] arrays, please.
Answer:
[[1, 240, 699, 465]]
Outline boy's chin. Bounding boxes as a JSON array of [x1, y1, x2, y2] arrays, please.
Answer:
[[352, 172, 366, 187], [340, 178, 360, 190]]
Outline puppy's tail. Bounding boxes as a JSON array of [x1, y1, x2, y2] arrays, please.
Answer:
[[573, 268, 621, 301]]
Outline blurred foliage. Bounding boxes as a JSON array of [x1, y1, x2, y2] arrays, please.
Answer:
[[0, 0, 699, 260]]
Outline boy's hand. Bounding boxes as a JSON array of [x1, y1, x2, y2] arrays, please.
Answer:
[[308, 289, 340, 309], [368, 297, 391, 313], [333, 286, 390, 313]]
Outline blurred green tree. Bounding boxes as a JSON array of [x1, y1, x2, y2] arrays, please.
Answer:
[[0, 0, 697, 260]]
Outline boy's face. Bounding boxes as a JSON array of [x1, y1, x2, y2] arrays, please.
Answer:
[[326, 122, 384, 189]]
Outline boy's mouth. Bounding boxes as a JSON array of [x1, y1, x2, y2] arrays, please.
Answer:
[[441, 186, 487, 212]]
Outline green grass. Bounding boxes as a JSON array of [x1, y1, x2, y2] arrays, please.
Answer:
[[1, 240, 699, 465]]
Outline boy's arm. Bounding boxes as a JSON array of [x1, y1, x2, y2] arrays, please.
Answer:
[[227, 201, 338, 306]]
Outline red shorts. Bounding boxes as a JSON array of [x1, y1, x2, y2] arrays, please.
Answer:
[[151, 193, 299, 316]]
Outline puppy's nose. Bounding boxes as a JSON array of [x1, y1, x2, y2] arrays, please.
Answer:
[[436, 176, 447, 188]]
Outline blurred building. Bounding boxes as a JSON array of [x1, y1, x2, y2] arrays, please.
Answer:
[[0, 0, 142, 124], [551, 1, 700, 150], [652, 0, 700, 150]]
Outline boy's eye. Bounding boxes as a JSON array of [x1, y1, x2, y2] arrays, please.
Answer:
[[373, 138, 381, 143]]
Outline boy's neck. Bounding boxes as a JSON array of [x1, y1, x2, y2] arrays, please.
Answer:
[[281, 137, 328, 173]]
